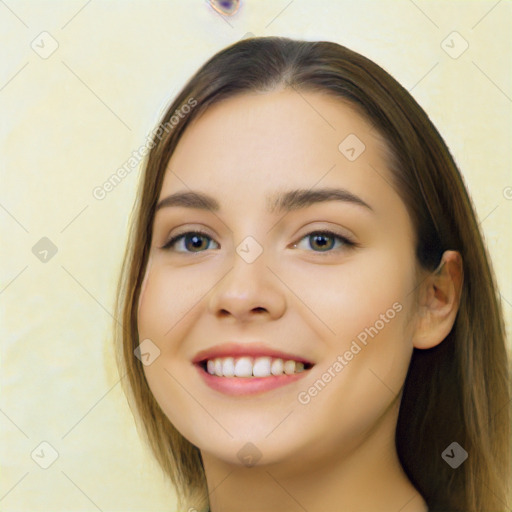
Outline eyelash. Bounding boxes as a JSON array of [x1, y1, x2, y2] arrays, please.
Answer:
[[160, 229, 356, 256]]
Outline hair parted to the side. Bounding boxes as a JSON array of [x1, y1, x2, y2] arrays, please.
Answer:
[[113, 36, 511, 511]]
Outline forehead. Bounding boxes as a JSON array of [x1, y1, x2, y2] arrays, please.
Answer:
[[161, 89, 397, 215]]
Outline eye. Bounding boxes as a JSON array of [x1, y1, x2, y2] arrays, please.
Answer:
[[292, 230, 355, 255], [161, 230, 219, 253], [160, 229, 356, 255]]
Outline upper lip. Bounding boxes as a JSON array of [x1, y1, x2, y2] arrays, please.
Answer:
[[192, 342, 315, 365]]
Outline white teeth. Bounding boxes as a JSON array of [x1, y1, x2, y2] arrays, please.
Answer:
[[234, 357, 253, 377], [222, 357, 235, 377], [270, 358, 283, 375], [252, 357, 271, 377], [204, 356, 308, 377]]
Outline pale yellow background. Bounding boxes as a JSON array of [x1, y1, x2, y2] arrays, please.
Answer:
[[1, 1, 511, 511]]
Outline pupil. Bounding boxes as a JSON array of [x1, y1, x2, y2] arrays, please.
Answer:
[[312, 234, 332, 251], [186, 234, 207, 251]]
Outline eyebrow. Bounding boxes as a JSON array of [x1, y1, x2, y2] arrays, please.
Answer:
[[154, 187, 374, 214]]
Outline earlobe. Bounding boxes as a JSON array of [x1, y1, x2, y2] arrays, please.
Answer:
[[412, 250, 464, 350]]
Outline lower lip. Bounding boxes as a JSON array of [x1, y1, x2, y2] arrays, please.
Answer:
[[194, 364, 311, 396]]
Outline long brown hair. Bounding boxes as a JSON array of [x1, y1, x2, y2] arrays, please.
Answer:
[[113, 36, 511, 511]]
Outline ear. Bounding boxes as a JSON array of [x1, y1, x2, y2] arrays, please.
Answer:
[[412, 250, 464, 350]]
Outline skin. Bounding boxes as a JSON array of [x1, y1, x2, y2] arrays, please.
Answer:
[[137, 89, 463, 512]]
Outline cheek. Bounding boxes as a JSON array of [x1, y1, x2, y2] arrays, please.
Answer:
[[137, 260, 215, 348], [294, 246, 416, 341], [136, 262, 209, 438], [310, 245, 417, 386], [291, 251, 416, 448], [355, 255, 415, 382]]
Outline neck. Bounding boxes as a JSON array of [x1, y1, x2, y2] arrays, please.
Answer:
[[201, 395, 428, 512]]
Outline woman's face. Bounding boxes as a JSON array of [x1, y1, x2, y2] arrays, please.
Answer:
[[137, 89, 420, 468]]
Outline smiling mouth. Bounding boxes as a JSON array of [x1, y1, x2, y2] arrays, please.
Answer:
[[197, 356, 315, 378]]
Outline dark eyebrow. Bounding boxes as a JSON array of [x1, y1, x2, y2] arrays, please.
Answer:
[[266, 187, 373, 214], [155, 187, 374, 214], [155, 191, 220, 212]]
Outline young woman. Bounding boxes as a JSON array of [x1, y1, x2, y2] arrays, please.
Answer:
[[114, 36, 511, 512]]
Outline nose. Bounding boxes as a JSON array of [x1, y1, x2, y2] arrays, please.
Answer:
[[207, 250, 286, 323]]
